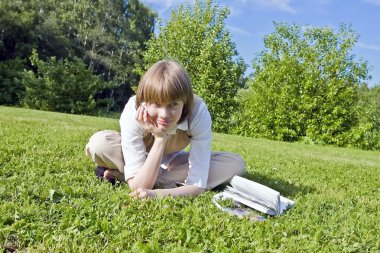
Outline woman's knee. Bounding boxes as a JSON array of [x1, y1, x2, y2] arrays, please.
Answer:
[[207, 152, 246, 188], [230, 153, 246, 176], [211, 152, 246, 176], [85, 130, 121, 161]]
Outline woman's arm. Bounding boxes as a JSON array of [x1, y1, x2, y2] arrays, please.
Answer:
[[130, 185, 205, 199], [127, 104, 170, 190], [127, 136, 167, 190], [185, 97, 212, 188]]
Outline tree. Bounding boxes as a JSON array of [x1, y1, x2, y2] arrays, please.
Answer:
[[233, 23, 374, 148], [22, 50, 108, 114], [57, 0, 156, 110], [0, 0, 156, 109], [354, 84, 380, 149], [0, 58, 25, 105], [140, 0, 246, 132]]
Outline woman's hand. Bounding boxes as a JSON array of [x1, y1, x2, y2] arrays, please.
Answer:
[[129, 185, 205, 200], [136, 104, 168, 138], [129, 188, 157, 200]]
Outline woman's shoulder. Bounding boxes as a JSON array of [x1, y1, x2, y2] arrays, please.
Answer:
[[120, 96, 137, 122], [120, 96, 136, 115], [120, 95, 144, 134], [192, 94, 206, 114], [187, 95, 211, 129], [193, 94, 203, 104], [126, 95, 137, 109]]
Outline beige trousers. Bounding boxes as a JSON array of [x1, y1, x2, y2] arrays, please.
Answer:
[[85, 130, 245, 189]]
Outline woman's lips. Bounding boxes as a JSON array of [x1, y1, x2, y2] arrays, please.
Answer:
[[157, 119, 170, 126]]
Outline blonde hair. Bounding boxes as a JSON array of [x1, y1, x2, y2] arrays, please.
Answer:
[[136, 60, 194, 123]]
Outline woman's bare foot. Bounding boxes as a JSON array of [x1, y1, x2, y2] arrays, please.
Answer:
[[104, 169, 125, 182]]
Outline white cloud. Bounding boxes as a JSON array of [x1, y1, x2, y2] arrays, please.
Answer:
[[239, 0, 297, 13], [357, 42, 380, 51], [227, 5, 244, 17], [227, 25, 254, 36], [362, 0, 380, 7]]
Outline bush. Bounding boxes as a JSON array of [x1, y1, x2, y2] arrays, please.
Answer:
[[232, 23, 378, 149], [0, 58, 25, 105], [22, 50, 109, 114], [349, 84, 380, 150]]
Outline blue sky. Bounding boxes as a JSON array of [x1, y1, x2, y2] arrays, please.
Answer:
[[140, 0, 380, 86]]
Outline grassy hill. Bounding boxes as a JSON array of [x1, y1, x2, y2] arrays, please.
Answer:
[[1, 106, 379, 252]]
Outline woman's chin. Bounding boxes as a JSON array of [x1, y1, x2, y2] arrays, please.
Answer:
[[158, 124, 174, 132]]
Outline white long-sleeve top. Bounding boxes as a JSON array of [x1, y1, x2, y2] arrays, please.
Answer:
[[119, 95, 212, 188]]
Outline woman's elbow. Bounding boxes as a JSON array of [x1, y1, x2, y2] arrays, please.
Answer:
[[191, 186, 206, 196], [127, 180, 138, 191], [127, 178, 153, 191]]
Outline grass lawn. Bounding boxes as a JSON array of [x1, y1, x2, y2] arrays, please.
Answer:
[[0, 106, 379, 252]]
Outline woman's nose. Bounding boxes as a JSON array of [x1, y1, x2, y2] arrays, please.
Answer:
[[158, 106, 170, 117]]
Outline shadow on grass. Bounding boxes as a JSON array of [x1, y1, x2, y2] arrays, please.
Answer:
[[212, 171, 315, 198]]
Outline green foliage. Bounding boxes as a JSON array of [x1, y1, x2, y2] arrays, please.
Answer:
[[140, 0, 246, 133], [358, 85, 380, 128], [0, 1, 36, 61], [233, 23, 377, 149], [0, 0, 155, 109], [0, 58, 25, 105], [1, 106, 379, 251], [352, 84, 380, 149], [22, 50, 109, 114]]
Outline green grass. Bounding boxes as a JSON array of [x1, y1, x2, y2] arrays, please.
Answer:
[[1, 106, 379, 252]]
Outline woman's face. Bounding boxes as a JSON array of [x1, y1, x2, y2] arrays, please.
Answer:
[[146, 100, 184, 132]]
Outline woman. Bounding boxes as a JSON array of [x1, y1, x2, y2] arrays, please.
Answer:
[[85, 60, 245, 199]]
